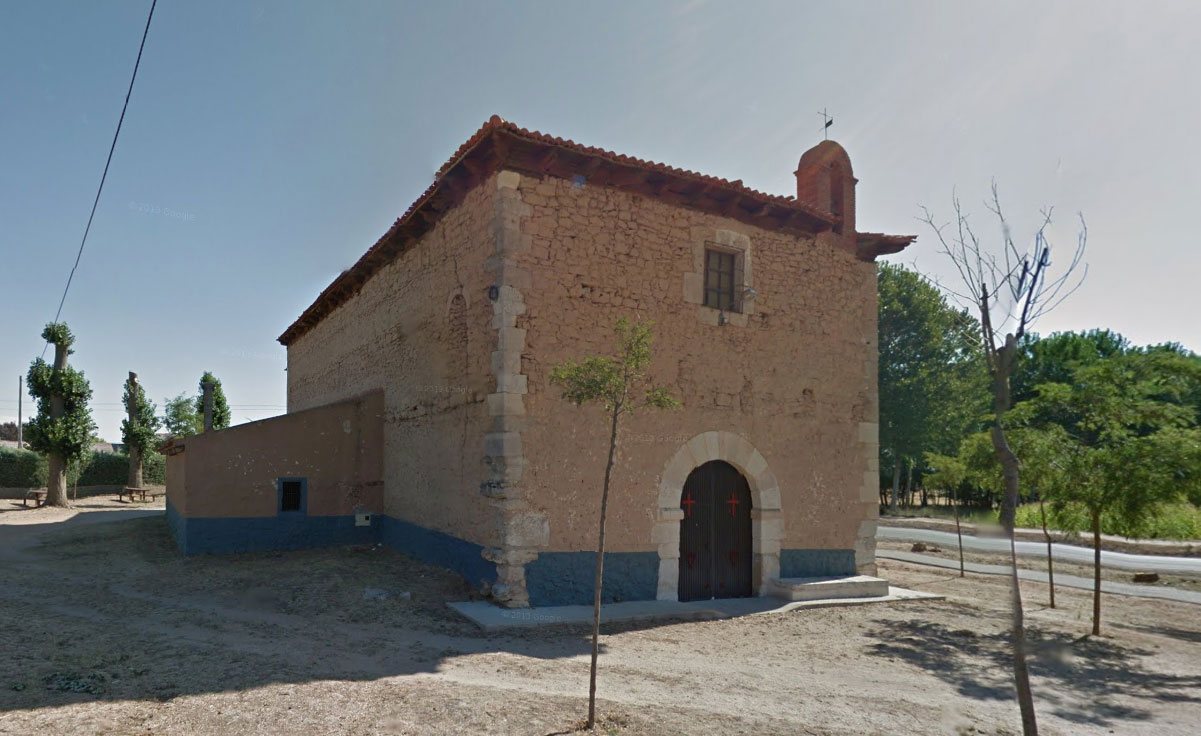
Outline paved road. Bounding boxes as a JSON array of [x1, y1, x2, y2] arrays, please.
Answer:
[[878, 550, 1201, 605], [878, 526, 1201, 575]]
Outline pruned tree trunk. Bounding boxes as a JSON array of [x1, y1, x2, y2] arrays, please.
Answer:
[[47, 454, 68, 506], [995, 427, 1038, 735], [45, 340, 70, 507], [202, 381, 215, 433], [1039, 500, 1055, 608], [890, 454, 901, 514], [587, 402, 622, 729], [905, 460, 915, 507], [990, 335, 1039, 736], [1091, 510, 1102, 637], [127, 372, 144, 489], [951, 483, 965, 577], [128, 446, 143, 489]]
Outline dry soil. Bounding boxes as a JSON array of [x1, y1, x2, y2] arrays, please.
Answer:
[[1, 504, 1199, 735]]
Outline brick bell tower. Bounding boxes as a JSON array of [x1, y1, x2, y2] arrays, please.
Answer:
[[795, 140, 857, 246]]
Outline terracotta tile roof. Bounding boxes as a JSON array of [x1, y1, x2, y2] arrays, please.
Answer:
[[278, 116, 904, 346], [440, 115, 837, 222]]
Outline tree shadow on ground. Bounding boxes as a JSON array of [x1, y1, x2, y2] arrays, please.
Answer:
[[865, 617, 1201, 727], [0, 513, 695, 717], [1111, 622, 1201, 645]]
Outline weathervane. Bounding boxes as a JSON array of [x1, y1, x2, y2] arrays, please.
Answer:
[[818, 108, 833, 140]]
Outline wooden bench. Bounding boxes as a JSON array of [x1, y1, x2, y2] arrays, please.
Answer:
[[22, 490, 47, 508]]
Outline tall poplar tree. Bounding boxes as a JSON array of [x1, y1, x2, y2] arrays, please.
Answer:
[[193, 371, 231, 430], [121, 372, 159, 488], [26, 323, 96, 507]]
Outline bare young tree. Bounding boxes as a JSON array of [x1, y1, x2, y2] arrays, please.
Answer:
[[550, 317, 679, 730], [922, 184, 1086, 736]]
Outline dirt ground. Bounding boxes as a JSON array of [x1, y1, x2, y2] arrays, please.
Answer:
[[1, 508, 1199, 735]]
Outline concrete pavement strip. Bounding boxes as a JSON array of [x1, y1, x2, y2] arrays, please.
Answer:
[[448, 586, 942, 631]]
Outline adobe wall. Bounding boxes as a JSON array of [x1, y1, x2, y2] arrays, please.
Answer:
[[507, 172, 879, 599], [284, 178, 498, 549], [170, 390, 385, 519]]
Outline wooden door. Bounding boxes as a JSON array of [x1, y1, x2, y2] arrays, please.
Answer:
[[678, 461, 753, 601]]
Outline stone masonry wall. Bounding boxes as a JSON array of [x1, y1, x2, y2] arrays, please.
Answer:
[[511, 172, 880, 579], [285, 178, 499, 549]]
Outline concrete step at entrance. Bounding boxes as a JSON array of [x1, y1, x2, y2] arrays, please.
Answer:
[[764, 574, 890, 601]]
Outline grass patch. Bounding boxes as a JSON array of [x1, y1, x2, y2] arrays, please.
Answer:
[[882, 505, 998, 526], [883, 502, 1201, 540]]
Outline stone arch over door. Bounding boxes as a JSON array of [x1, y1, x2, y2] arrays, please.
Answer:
[[654, 431, 781, 600]]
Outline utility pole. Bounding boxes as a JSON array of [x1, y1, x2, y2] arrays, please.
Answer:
[[17, 376, 22, 449]]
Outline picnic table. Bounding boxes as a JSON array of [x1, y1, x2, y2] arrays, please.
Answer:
[[118, 487, 164, 503], [22, 490, 47, 508]]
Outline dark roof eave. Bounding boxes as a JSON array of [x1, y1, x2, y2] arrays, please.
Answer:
[[856, 232, 917, 261]]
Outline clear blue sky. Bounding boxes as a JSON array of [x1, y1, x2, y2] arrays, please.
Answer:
[[2, 0, 1198, 441]]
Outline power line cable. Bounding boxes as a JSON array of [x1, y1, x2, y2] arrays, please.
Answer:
[[41, 0, 158, 358]]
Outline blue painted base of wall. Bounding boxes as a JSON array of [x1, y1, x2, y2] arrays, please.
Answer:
[[779, 548, 856, 578], [166, 499, 378, 555], [169, 508, 858, 607], [165, 502, 497, 590], [525, 551, 659, 607], [165, 498, 187, 554], [379, 515, 496, 590]]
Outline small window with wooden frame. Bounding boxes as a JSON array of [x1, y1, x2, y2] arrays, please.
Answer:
[[703, 246, 744, 313]]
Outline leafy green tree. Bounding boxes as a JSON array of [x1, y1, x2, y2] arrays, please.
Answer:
[[549, 317, 679, 730], [1007, 426, 1076, 608], [924, 451, 969, 575], [121, 373, 159, 488], [193, 371, 230, 430], [1027, 352, 1201, 635], [25, 323, 97, 507], [878, 263, 985, 512], [163, 393, 201, 437], [1011, 329, 1129, 403]]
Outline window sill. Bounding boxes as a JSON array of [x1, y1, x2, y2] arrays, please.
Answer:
[[696, 306, 749, 327]]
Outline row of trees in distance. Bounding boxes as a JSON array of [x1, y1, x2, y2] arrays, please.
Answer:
[[16, 322, 234, 506], [879, 262, 1201, 635]]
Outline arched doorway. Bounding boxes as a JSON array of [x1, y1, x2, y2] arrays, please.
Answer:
[[678, 460, 752, 601]]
